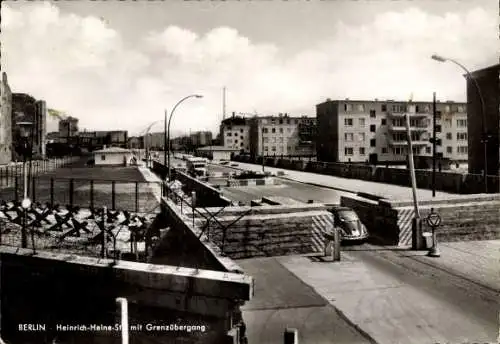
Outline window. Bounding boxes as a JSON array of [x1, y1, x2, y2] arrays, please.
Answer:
[[457, 105, 465, 112], [345, 133, 354, 141], [445, 119, 452, 127], [370, 124, 376, 132], [287, 128, 291, 133], [457, 132, 467, 141], [370, 110, 376, 118], [344, 118, 353, 126], [370, 139, 376, 147], [278, 137, 284, 143], [345, 147, 354, 155], [101, 155, 106, 161], [381, 118, 386, 125], [263, 128, 268, 133], [436, 111, 442, 120], [357, 104, 365, 112], [358, 133, 366, 141], [287, 146, 291, 151], [286, 119, 290, 124], [457, 146, 468, 154], [446, 146, 452, 154], [271, 146, 276, 152], [235, 139, 238, 143], [279, 128, 283, 133], [446, 133, 452, 140], [344, 103, 352, 112], [424, 105, 430, 112], [263, 137, 269, 143], [435, 125, 441, 133], [382, 147, 388, 154], [457, 119, 467, 127], [271, 128, 276, 133], [381, 104, 387, 112], [436, 139, 442, 146], [241, 142, 244, 147], [264, 146, 268, 151], [359, 147, 366, 155], [359, 118, 365, 126], [240, 129, 244, 133], [227, 132, 232, 136], [279, 119, 283, 125], [240, 136, 244, 140], [226, 139, 232, 144], [426, 146, 431, 154]]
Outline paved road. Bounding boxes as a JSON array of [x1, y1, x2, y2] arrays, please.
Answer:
[[225, 161, 457, 201], [221, 180, 354, 204], [279, 240, 500, 344], [238, 257, 374, 344]]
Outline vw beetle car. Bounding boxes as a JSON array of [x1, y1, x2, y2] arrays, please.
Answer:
[[326, 205, 369, 242]]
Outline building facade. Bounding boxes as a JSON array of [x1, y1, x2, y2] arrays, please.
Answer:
[[190, 131, 213, 147], [466, 64, 500, 176], [0, 73, 13, 165], [248, 114, 316, 157], [221, 114, 251, 153], [78, 130, 128, 150], [316, 99, 468, 164]]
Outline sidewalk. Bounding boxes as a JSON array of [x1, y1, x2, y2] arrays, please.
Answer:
[[276, 241, 499, 344], [232, 162, 454, 201], [137, 164, 162, 203]]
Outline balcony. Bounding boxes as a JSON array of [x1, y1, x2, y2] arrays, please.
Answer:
[[387, 122, 428, 132], [387, 137, 429, 146], [387, 111, 428, 118]]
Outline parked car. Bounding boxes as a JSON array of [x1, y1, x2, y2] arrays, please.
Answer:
[[230, 162, 239, 167], [219, 160, 230, 165], [326, 205, 369, 242]]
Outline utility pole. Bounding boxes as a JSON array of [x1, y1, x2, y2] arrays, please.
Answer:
[[432, 92, 437, 197], [406, 113, 423, 250]]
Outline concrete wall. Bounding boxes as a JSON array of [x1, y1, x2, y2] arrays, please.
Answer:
[[193, 204, 335, 259], [151, 160, 232, 207], [0, 246, 252, 344], [233, 155, 500, 194], [340, 194, 500, 246]]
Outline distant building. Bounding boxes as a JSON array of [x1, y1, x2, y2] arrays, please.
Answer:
[[12, 93, 47, 160], [466, 64, 500, 176], [221, 113, 250, 153], [58, 116, 79, 143], [127, 136, 144, 149], [78, 130, 128, 150], [190, 131, 213, 147], [316, 98, 468, 164], [144, 132, 165, 150], [0, 72, 13, 165], [196, 146, 239, 161], [93, 147, 133, 166]]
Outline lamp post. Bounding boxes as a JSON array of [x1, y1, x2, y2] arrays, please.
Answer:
[[17, 121, 33, 248], [166, 94, 203, 182], [261, 127, 265, 173], [431, 54, 488, 193]]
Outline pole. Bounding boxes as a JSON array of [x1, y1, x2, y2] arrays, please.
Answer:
[[432, 92, 437, 197], [22, 155, 28, 248], [164, 109, 168, 179], [261, 127, 265, 173], [116, 297, 129, 344], [406, 113, 423, 250]]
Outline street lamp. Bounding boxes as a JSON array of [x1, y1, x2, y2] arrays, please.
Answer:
[[17, 121, 33, 248], [166, 94, 203, 182], [431, 54, 488, 192]]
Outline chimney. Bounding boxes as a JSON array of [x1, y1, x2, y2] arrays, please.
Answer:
[[232, 111, 235, 118]]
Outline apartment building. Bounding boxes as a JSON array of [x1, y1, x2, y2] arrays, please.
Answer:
[[190, 131, 213, 147], [0, 72, 13, 164], [316, 99, 468, 164], [221, 114, 251, 152], [466, 64, 499, 175]]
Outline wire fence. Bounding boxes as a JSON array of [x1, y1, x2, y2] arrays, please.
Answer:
[[0, 176, 161, 213]]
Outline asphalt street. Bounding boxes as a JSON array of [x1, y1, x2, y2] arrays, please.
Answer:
[[220, 181, 353, 204]]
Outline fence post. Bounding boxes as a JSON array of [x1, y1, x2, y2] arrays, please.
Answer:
[[69, 179, 74, 207], [50, 178, 54, 206], [14, 176, 19, 203], [112, 181, 116, 210], [32, 176, 36, 203], [101, 207, 107, 258], [90, 180, 94, 209], [135, 182, 139, 213], [5, 166, 8, 186]]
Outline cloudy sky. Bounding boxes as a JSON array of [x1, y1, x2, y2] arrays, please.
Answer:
[[2, 0, 498, 136]]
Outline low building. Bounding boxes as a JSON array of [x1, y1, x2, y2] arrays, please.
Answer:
[[196, 146, 239, 161], [93, 147, 134, 166]]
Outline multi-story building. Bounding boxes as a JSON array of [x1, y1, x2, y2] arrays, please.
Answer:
[[77, 130, 128, 150], [221, 114, 251, 152], [11, 93, 47, 160], [316, 99, 468, 164], [0, 72, 13, 164], [190, 131, 213, 147], [144, 132, 165, 150], [248, 113, 316, 157], [58, 116, 79, 143], [466, 64, 499, 176]]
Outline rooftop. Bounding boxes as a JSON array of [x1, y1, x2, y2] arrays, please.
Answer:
[[197, 146, 240, 152], [93, 147, 132, 153]]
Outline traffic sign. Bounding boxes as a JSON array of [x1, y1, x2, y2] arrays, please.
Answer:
[[426, 212, 441, 227]]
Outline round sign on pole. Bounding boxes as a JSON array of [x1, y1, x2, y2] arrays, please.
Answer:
[[426, 212, 441, 227]]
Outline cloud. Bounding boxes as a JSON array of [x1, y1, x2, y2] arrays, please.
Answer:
[[2, 2, 497, 136]]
